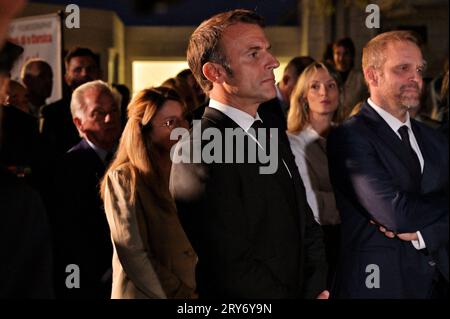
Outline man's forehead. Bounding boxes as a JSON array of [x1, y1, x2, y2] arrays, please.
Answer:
[[69, 56, 96, 67], [223, 23, 267, 43], [334, 46, 348, 53], [385, 41, 424, 64]]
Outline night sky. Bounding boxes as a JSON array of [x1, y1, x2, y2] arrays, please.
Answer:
[[30, 0, 299, 26]]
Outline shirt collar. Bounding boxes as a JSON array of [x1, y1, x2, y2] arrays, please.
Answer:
[[209, 98, 263, 132], [85, 138, 108, 163], [367, 98, 412, 135]]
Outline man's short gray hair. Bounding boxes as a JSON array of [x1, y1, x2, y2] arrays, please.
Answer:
[[70, 80, 120, 120]]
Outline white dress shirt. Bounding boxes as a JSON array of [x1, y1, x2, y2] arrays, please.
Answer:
[[367, 98, 426, 250], [209, 99, 262, 132], [209, 99, 292, 177], [287, 126, 340, 225]]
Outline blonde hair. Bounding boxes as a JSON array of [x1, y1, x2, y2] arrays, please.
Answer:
[[287, 62, 344, 133], [100, 86, 185, 208], [362, 30, 420, 72]]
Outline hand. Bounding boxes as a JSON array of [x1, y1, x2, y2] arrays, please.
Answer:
[[397, 232, 418, 241], [378, 225, 395, 238], [316, 290, 329, 299], [370, 220, 418, 241], [370, 220, 395, 238]]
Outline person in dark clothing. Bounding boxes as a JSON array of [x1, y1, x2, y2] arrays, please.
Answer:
[[40, 47, 101, 156], [0, 38, 54, 299], [170, 9, 328, 299]]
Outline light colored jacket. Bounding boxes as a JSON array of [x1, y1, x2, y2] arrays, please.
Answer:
[[287, 126, 340, 225], [103, 164, 197, 299]]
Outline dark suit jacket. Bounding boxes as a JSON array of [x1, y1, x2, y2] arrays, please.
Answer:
[[41, 94, 81, 156], [328, 101, 449, 299], [0, 167, 54, 298], [50, 139, 112, 299], [258, 97, 287, 132], [0, 105, 40, 170], [170, 107, 326, 299]]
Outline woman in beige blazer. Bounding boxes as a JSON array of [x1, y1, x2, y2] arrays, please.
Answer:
[[101, 86, 197, 299]]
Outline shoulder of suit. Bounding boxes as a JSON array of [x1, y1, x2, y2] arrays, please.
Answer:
[[412, 118, 448, 144], [328, 115, 370, 145], [2, 105, 37, 124], [41, 98, 69, 117], [66, 139, 88, 153], [63, 141, 100, 165]]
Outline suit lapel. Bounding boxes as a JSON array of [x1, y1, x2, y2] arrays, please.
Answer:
[[360, 103, 421, 181], [203, 107, 300, 227], [78, 139, 107, 177], [410, 121, 437, 192]]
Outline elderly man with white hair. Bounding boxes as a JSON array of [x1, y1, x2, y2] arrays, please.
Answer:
[[50, 80, 122, 299]]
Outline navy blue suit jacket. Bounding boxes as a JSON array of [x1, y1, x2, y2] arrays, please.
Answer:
[[50, 139, 112, 299], [328, 101, 448, 298]]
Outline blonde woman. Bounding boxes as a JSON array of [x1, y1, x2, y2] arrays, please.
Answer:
[[101, 87, 197, 299], [287, 62, 344, 287]]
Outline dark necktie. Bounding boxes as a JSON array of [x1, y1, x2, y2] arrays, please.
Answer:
[[249, 119, 263, 139], [398, 125, 421, 177], [249, 119, 271, 151]]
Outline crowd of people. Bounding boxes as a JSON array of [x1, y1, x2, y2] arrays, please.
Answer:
[[0, 5, 448, 299]]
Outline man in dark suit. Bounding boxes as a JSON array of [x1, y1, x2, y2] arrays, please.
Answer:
[[41, 47, 101, 156], [51, 80, 121, 298], [328, 30, 448, 298], [170, 9, 327, 299]]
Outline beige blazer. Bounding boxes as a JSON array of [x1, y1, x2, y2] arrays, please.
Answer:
[[103, 164, 197, 299]]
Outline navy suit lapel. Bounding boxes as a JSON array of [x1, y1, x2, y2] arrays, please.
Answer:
[[360, 103, 421, 181], [77, 139, 107, 177], [410, 121, 437, 192]]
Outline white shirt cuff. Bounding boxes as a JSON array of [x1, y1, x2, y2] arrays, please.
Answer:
[[411, 231, 426, 250]]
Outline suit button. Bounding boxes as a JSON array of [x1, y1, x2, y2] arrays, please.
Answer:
[[428, 261, 436, 267]]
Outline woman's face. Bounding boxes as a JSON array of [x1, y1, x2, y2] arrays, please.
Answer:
[[149, 99, 188, 152], [305, 68, 339, 117]]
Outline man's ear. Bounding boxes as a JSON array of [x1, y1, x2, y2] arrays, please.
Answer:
[[364, 67, 379, 87], [73, 116, 82, 132], [202, 62, 225, 84]]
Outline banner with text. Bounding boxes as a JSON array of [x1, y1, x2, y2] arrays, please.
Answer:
[[8, 13, 62, 104]]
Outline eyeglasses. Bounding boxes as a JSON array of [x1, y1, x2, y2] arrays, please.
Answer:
[[156, 117, 189, 129]]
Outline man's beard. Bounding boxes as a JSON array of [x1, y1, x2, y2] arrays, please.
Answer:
[[398, 83, 422, 110]]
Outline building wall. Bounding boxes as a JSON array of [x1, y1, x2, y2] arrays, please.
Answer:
[[18, 3, 303, 91], [301, 0, 448, 77], [17, 3, 125, 86], [19, 1, 448, 91], [125, 26, 301, 90], [381, 3, 449, 77]]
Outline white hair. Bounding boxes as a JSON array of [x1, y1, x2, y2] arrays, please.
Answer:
[[70, 80, 120, 121]]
